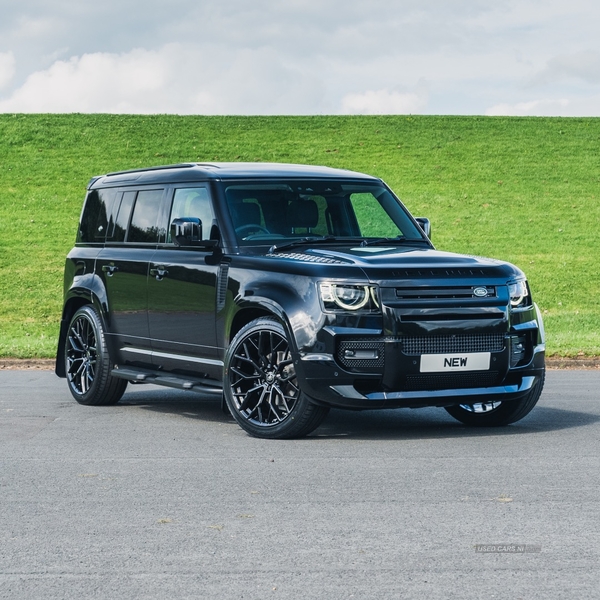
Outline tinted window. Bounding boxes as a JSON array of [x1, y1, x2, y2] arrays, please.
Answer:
[[107, 191, 136, 242], [224, 181, 424, 244], [127, 189, 164, 243], [79, 189, 117, 242]]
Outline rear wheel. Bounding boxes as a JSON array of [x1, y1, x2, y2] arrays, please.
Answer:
[[65, 305, 127, 406], [445, 371, 545, 426], [224, 318, 329, 439]]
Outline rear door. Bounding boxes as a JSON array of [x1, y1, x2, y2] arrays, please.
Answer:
[[97, 187, 165, 365]]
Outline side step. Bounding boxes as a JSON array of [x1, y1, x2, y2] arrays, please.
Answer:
[[111, 366, 223, 397]]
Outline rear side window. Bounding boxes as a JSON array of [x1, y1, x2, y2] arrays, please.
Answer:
[[78, 189, 118, 243], [108, 191, 136, 242]]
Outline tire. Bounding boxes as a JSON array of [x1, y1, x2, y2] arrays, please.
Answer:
[[224, 318, 329, 439], [444, 371, 545, 427], [65, 305, 127, 406]]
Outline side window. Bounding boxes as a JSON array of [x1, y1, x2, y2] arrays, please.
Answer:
[[127, 189, 164, 243], [108, 191, 136, 242], [167, 187, 215, 242], [78, 189, 117, 243]]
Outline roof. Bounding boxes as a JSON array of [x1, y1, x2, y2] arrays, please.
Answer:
[[89, 162, 379, 189]]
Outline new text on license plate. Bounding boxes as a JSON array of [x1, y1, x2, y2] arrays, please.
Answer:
[[420, 352, 490, 373]]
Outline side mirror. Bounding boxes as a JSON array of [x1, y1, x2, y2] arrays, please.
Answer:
[[171, 217, 201, 246], [415, 217, 431, 239], [171, 217, 220, 248]]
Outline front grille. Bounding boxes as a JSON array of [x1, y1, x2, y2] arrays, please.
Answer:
[[404, 372, 499, 391], [395, 285, 496, 300], [402, 334, 505, 356]]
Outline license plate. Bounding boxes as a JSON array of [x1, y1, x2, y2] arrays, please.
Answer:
[[420, 352, 490, 373]]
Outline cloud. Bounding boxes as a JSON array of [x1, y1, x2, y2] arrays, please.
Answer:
[[2, 1, 600, 115], [0, 49, 171, 113], [0, 44, 326, 114], [528, 51, 600, 87], [485, 98, 570, 116], [0, 52, 15, 90], [340, 87, 428, 114]]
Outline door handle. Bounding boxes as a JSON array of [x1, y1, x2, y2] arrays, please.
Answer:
[[150, 267, 169, 280], [102, 264, 119, 276]]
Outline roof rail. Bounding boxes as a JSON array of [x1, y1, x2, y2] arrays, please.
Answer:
[[104, 163, 196, 177]]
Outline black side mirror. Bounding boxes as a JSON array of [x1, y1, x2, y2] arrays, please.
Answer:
[[415, 217, 431, 239]]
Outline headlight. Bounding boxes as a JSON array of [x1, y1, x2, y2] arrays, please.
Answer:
[[509, 279, 530, 308], [319, 283, 380, 312]]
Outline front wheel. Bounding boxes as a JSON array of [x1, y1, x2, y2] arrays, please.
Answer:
[[224, 318, 329, 439], [445, 371, 545, 426], [65, 305, 127, 406]]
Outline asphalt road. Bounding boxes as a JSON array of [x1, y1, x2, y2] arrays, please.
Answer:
[[1, 370, 599, 600]]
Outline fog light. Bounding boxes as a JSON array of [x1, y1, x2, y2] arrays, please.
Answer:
[[510, 335, 527, 367]]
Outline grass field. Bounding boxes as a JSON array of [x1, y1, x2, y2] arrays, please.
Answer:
[[1, 114, 599, 358]]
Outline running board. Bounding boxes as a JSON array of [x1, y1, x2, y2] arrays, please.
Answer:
[[111, 366, 223, 397]]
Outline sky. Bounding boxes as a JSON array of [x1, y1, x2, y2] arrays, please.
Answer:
[[0, 0, 599, 116]]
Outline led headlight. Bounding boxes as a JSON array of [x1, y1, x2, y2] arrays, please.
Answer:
[[320, 283, 380, 312], [509, 279, 530, 308]]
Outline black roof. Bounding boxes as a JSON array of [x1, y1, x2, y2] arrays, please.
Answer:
[[89, 162, 379, 189]]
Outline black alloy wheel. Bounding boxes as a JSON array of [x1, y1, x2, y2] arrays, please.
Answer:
[[224, 318, 329, 438], [65, 305, 127, 406]]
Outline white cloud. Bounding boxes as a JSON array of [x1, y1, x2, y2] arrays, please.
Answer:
[[0, 49, 171, 113], [340, 88, 427, 115], [528, 51, 600, 87], [2, 1, 600, 115], [0, 44, 326, 114], [0, 52, 16, 90], [486, 98, 570, 116]]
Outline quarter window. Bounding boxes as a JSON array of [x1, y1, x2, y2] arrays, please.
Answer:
[[78, 189, 118, 243]]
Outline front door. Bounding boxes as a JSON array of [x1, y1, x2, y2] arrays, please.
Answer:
[[147, 186, 221, 378]]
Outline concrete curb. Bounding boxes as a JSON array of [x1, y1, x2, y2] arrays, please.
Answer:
[[1, 357, 599, 370]]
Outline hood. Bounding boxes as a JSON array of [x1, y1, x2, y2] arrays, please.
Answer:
[[269, 244, 524, 282]]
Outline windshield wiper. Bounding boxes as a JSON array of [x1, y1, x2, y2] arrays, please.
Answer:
[[269, 236, 364, 254]]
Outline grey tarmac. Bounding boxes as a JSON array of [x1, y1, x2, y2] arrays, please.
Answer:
[[1, 370, 599, 600]]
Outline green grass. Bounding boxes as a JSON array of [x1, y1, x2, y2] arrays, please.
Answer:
[[1, 114, 599, 357]]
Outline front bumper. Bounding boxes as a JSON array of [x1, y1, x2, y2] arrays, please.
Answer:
[[298, 336, 545, 410]]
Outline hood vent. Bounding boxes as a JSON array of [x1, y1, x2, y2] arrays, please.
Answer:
[[268, 252, 347, 265]]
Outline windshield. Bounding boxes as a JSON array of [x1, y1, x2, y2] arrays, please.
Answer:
[[223, 180, 425, 245]]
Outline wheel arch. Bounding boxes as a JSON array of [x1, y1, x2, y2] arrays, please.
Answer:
[[55, 278, 109, 377], [228, 305, 279, 344], [223, 274, 324, 355]]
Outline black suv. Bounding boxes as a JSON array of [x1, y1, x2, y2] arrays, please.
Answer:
[[56, 163, 545, 438]]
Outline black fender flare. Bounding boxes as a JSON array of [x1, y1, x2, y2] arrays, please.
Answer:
[[55, 274, 109, 377]]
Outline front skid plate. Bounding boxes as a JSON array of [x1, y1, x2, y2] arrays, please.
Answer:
[[327, 376, 538, 409]]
